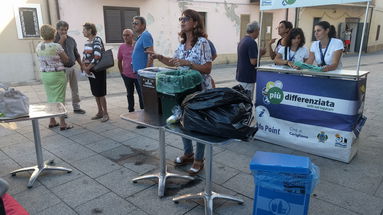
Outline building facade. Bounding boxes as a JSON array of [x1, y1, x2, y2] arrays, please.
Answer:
[[0, 0, 381, 84]]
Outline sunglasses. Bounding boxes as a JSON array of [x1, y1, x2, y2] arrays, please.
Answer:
[[178, 16, 192, 23], [132, 22, 140, 25]]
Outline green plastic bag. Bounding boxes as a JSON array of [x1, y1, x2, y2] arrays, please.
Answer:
[[294, 61, 324, 72], [156, 70, 202, 94]]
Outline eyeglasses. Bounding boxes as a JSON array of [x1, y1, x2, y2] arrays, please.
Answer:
[[122, 34, 130, 37], [178, 16, 191, 23], [132, 22, 139, 25]]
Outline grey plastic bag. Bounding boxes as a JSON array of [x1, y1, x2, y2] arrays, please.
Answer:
[[0, 84, 29, 119]]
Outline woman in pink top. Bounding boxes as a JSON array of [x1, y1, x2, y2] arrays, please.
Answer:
[[118, 29, 144, 112]]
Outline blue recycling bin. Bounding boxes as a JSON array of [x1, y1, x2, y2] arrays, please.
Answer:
[[249, 151, 319, 215]]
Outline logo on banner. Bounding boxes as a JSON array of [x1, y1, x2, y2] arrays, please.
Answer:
[[282, 0, 296, 6], [261, 0, 272, 6], [269, 198, 290, 215], [335, 134, 348, 148], [317, 131, 328, 143], [263, 81, 284, 105]]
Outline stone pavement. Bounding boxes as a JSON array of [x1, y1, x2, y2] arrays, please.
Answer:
[[1, 51, 383, 215]]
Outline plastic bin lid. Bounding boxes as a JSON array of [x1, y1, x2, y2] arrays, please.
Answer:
[[138, 67, 175, 78], [249, 151, 311, 174]]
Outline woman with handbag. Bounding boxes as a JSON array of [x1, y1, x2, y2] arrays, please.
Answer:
[[82, 22, 109, 122], [36, 24, 73, 130]]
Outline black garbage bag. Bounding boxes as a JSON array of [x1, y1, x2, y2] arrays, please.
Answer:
[[180, 87, 257, 140]]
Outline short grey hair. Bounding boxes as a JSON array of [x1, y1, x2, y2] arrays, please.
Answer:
[[246, 21, 259, 34], [56, 20, 69, 29], [133, 16, 146, 26]]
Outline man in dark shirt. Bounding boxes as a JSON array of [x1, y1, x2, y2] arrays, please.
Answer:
[[54, 20, 86, 114], [236, 21, 265, 100]]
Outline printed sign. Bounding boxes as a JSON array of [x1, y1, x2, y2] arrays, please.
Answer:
[[260, 0, 370, 10]]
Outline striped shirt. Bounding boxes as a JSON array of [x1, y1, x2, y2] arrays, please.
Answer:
[[83, 36, 103, 65]]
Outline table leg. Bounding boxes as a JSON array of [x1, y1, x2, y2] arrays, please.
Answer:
[[10, 119, 72, 188], [173, 144, 243, 214], [132, 127, 194, 197]]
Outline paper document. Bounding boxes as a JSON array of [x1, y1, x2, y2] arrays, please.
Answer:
[[81, 71, 96, 79]]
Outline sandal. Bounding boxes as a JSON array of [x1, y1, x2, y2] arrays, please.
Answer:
[[174, 153, 194, 166], [187, 160, 204, 176], [91, 114, 103, 120], [101, 114, 109, 122], [60, 125, 74, 131], [48, 123, 59, 128]]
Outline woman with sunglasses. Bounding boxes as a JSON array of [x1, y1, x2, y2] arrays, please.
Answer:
[[274, 28, 308, 69], [149, 9, 212, 175], [306, 21, 344, 72]]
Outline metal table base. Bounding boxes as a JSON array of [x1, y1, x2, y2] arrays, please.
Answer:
[[132, 127, 194, 197], [120, 112, 194, 197], [172, 142, 243, 215], [10, 119, 72, 188]]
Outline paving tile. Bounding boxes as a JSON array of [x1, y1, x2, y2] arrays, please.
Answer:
[[101, 145, 134, 163], [309, 197, 360, 215], [126, 185, 198, 215], [1, 174, 42, 195], [52, 176, 109, 207], [222, 172, 254, 199], [82, 121, 118, 133], [72, 154, 121, 178], [101, 128, 140, 143], [13, 185, 61, 215], [196, 161, 241, 185], [214, 150, 252, 174], [0, 150, 9, 160], [68, 131, 106, 145], [43, 141, 96, 162], [75, 192, 137, 215], [374, 180, 383, 199], [96, 168, 152, 198], [121, 135, 159, 151], [0, 133, 32, 148], [37, 162, 83, 189], [313, 179, 383, 214], [216, 194, 252, 215], [311, 150, 383, 195], [85, 138, 122, 153], [0, 158, 21, 177], [0, 125, 18, 137], [38, 203, 77, 215]]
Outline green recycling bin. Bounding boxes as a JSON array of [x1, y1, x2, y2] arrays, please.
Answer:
[[156, 70, 202, 119]]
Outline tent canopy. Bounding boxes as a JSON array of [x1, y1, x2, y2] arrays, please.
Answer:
[[260, 0, 371, 11]]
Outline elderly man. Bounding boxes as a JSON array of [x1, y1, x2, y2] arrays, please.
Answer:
[[118, 29, 144, 112], [54, 20, 86, 114], [236, 21, 266, 100]]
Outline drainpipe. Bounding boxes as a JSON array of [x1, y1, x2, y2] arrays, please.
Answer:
[[286, 8, 289, 20], [366, 6, 373, 52]]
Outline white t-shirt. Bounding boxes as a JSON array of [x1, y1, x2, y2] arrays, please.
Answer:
[[278, 46, 309, 63], [310, 38, 344, 69]]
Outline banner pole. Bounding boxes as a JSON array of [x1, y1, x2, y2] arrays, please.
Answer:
[[257, 10, 263, 68], [356, 1, 370, 79]]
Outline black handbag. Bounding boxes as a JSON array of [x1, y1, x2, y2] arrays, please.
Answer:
[[93, 49, 114, 72]]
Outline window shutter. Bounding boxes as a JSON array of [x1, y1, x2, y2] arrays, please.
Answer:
[[104, 9, 123, 43]]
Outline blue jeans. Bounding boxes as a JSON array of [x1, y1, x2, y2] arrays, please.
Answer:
[[121, 75, 144, 112], [182, 138, 205, 160]]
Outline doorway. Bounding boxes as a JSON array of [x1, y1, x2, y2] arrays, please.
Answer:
[[261, 13, 273, 54]]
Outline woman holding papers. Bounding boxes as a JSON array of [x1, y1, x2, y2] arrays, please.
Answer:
[[274, 28, 309, 69], [306, 21, 344, 72]]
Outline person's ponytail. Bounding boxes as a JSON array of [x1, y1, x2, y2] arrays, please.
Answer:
[[329, 25, 336, 38]]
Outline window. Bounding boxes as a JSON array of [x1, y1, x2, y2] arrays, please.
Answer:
[[103, 6, 139, 43], [14, 4, 43, 39], [376, 25, 381, 41], [312, 17, 321, 41]]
